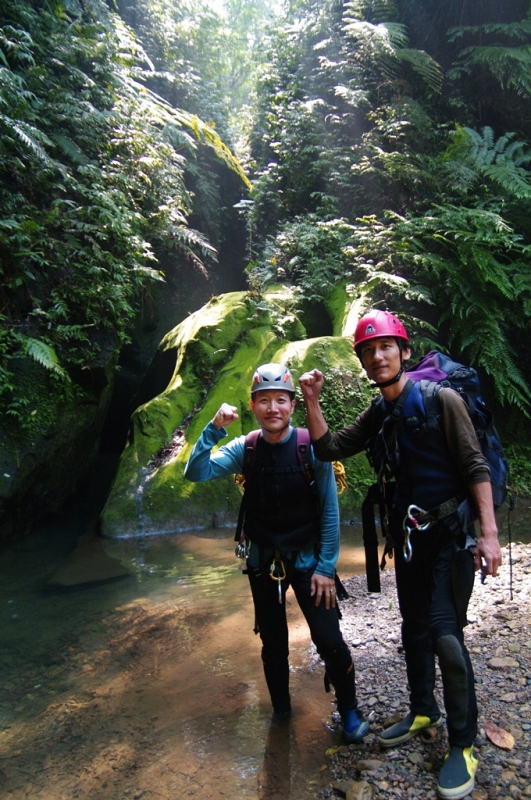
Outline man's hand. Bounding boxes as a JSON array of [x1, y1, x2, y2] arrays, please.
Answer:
[[299, 369, 325, 400], [474, 526, 502, 578], [469, 482, 502, 578], [212, 403, 239, 429], [311, 572, 336, 609]]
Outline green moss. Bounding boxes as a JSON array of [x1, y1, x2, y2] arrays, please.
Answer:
[[324, 282, 372, 338], [102, 292, 380, 537], [325, 284, 350, 337]]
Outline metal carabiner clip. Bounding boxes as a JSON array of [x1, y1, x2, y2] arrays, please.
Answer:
[[270, 556, 287, 604], [406, 504, 432, 532], [403, 525, 414, 562], [235, 537, 249, 559]]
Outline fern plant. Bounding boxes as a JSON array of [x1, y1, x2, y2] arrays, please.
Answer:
[[448, 20, 531, 99], [0, 0, 249, 429], [442, 125, 531, 200]]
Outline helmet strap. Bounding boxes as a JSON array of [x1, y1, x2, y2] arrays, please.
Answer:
[[372, 365, 405, 388]]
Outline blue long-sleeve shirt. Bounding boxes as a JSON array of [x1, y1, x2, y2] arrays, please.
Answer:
[[184, 422, 340, 577]]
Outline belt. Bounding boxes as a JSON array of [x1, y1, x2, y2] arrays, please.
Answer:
[[409, 496, 460, 527]]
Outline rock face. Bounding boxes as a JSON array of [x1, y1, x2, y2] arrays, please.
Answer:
[[101, 288, 373, 538], [0, 349, 118, 543]]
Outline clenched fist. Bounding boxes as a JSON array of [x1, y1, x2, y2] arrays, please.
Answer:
[[299, 369, 325, 400], [212, 403, 239, 429]]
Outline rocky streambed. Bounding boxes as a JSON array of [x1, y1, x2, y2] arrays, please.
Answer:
[[320, 543, 531, 800]]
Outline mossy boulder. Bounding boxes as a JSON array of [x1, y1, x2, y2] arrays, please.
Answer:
[[101, 289, 375, 538]]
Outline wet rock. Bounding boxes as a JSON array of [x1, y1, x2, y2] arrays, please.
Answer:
[[346, 781, 374, 800], [488, 657, 521, 669]]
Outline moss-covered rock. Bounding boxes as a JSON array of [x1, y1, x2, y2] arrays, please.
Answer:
[[325, 282, 370, 337], [101, 289, 376, 538]]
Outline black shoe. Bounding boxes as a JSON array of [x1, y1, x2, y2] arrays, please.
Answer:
[[271, 707, 292, 724], [377, 711, 443, 748], [437, 746, 478, 799]]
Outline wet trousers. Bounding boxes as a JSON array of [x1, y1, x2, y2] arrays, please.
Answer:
[[392, 514, 477, 747], [247, 559, 356, 715]]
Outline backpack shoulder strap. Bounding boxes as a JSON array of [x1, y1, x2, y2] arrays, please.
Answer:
[[242, 429, 261, 478], [295, 427, 316, 488], [390, 378, 415, 420], [234, 429, 261, 544], [420, 379, 442, 432]]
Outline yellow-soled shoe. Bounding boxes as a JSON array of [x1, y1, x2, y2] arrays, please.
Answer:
[[377, 711, 443, 748], [437, 746, 478, 799]]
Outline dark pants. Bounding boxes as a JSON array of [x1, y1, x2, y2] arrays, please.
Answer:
[[393, 514, 477, 747], [247, 559, 356, 715]]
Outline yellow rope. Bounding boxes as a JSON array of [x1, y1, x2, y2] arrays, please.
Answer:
[[332, 461, 348, 495]]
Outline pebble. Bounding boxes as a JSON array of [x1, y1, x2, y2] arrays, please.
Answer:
[[321, 543, 531, 800]]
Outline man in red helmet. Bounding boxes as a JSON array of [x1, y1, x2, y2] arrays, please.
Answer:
[[185, 363, 369, 742], [299, 312, 501, 800]]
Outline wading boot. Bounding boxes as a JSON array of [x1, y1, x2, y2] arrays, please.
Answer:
[[377, 711, 443, 748], [437, 746, 478, 799]]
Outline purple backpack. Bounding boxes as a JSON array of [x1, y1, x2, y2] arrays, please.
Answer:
[[406, 350, 508, 509]]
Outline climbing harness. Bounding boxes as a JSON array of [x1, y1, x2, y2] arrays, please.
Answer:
[[269, 554, 286, 603]]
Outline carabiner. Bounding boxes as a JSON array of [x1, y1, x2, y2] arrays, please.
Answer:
[[406, 504, 432, 532], [235, 540, 249, 559], [270, 556, 287, 604], [403, 526, 414, 562], [269, 556, 286, 582]]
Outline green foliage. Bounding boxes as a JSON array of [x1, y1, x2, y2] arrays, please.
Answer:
[[442, 126, 531, 200], [448, 19, 531, 99], [246, 0, 531, 420], [247, 215, 357, 302], [505, 443, 531, 498], [21, 337, 70, 380], [0, 0, 248, 429]]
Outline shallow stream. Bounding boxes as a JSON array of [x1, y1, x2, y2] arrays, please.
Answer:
[[0, 502, 526, 799], [0, 513, 371, 799]]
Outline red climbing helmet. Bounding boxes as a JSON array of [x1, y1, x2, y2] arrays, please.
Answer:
[[353, 310, 409, 356]]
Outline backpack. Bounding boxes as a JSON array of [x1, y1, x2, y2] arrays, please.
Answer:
[[406, 350, 508, 510]]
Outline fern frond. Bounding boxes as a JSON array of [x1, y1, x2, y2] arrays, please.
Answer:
[[454, 45, 531, 98], [443, 126, 531, 199], [342, 19, 442, 91], [0, 115, 52, 162], [448, 20, 531, 43], [50, 134, 90, 165], [21, 338, 70, 381], [344, 0, 399, 24]]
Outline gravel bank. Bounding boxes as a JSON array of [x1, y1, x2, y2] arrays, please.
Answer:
[[321, 542, 531, 800]]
